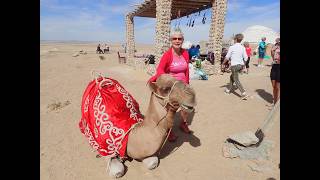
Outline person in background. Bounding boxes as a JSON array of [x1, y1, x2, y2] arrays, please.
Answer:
[[206, 48, 215, 65], [188, 45, 200, 61], [270, 38, 280, 106], [258, 37, 266, 67], [122, 44, 127, 53], [223, 33, 249, 100], [101, 43, 105, 54], [188, 45, 195, 59], [221, 47, 229, 72], [196, 44, 201, 56], [243, 42, 252, 74], [96, 44, 103, 54], [148, 28, 193, 142], [103, 43, 109, 53]]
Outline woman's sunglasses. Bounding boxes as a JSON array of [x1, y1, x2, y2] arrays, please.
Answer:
[[172, 37, 183, 41]]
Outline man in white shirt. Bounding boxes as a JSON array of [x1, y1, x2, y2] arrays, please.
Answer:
[[223, 33, 249, 100]]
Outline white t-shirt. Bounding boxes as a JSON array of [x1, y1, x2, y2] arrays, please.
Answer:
[[225, 43, 248, 66]]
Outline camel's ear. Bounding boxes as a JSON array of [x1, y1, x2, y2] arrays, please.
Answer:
[[148, 82, 157, 92]]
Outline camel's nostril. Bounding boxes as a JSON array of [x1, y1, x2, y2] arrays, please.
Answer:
[[173, 103, 180, 107], [169, 102, 180, 109]]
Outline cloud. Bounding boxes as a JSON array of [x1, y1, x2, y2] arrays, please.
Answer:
[[227, 0, 249, 12], [98, 4, 132, 15], [40, 12, 125, 41], [41, 0, 280, 44], [98, 0, 146, 15], [224, 17, 280, 38], [245, 2, 279, 15], [134, 27, 156, 44], [40, 0, 130, 41], [40, 0, 78, 14], [41, 0, 140, 16], [224, 0, 280, 38]]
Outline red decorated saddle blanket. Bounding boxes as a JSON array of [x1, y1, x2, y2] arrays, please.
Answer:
[[79, 77, 143, 158]]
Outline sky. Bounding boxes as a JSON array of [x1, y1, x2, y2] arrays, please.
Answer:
[[40, 0, 280, 44]]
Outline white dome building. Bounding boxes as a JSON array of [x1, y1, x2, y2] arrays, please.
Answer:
[[242, 25, 280, 44]]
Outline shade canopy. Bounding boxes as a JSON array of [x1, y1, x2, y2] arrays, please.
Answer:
[[130, 0, 212, 20]]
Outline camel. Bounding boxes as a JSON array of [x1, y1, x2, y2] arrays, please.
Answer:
[[79, 73, 196, 178]]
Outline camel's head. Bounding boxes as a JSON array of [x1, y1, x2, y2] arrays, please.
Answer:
[[149, 74, 196, 112]]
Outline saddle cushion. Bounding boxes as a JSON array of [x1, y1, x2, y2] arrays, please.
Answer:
[[79, 77, 143, 158]]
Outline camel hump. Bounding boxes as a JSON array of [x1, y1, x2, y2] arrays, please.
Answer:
[[79, 76, 143, 159]]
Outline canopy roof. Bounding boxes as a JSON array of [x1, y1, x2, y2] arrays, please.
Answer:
[[129, 0, 212, 19]]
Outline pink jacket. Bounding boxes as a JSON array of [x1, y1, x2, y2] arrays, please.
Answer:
[[148, 47, 190, 84]]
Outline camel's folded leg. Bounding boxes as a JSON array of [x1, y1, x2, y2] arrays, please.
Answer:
[[108, 157, 125, 178], [142, 156, 159, 170]]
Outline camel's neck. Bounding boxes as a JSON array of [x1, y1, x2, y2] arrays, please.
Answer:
[[143, 94, 175, 132], [126, 93, 177, 159]]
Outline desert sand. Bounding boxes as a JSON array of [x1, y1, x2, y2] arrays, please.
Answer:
[[40, 42, 280, 180]]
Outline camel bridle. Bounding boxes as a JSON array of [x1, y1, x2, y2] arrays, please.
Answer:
[[152, 81, 180, 111], [151, 80, 195, 155], [152, 80, 195, 113]]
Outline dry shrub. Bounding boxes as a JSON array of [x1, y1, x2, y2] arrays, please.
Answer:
[[47, 100, 71, 112], [99, 56, 105, 60]]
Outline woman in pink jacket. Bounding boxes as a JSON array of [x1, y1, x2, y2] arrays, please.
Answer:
[[148, 28, 192, 142]]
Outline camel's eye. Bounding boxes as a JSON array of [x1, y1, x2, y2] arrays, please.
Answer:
[[161, 87, 171, 93]]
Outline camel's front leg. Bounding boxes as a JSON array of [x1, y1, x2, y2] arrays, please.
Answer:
[[142, 156, 159, 170], [108, 157, 125, 178]]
